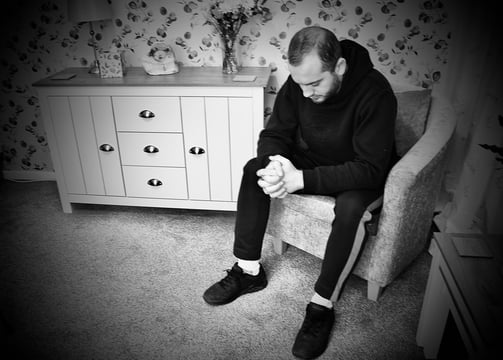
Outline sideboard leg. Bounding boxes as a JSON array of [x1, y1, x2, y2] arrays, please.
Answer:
[[60, 200, 73, 213]]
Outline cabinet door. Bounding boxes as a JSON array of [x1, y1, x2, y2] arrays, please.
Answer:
[[90, 97, 125, 196], [206, 97, 232, 201], [69, 97, 105, 195], [48, 97, 86, 194], [181, 97, 210, 200], [181, 96, 255, 203], [48, 96, 124, 196], [229, 97, 254, 201]]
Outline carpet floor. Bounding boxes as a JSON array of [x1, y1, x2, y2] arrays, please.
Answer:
[[0, 180, 428, 360]]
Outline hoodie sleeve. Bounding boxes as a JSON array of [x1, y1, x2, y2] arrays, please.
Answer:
[[302, 89, 397, 194], [256, 77, 298, 165]]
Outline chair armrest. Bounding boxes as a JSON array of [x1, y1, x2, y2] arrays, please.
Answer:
[[360, 95, 456, 285], [390, 94, 456, 179]]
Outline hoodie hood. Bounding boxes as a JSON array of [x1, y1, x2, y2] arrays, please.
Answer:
[[334, 39, 374, 100]]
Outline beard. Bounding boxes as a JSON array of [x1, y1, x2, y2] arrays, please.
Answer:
[[310, 76, 342, 104]]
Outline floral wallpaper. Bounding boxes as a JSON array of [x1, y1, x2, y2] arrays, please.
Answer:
[[0, 0, 450, 172]]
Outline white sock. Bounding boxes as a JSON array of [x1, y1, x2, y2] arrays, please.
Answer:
[[237, 259, 260, 276], [311, 292, 333, 309]]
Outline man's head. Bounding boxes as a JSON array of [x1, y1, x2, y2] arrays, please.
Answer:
[[287, 26, 346, 104]]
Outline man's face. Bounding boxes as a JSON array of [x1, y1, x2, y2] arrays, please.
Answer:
[[288, 51, 343, 104]]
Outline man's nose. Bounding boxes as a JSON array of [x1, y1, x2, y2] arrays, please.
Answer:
[[301, 85, 314, 98]]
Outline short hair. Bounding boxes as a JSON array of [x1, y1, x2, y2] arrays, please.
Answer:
[[287, 26, 342, 72]]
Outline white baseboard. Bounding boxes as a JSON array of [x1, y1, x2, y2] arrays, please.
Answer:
[[2, 170, 56, 182]]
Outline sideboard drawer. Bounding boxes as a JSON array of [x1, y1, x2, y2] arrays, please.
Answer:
[[113, 97, 182, 132], [118, 133, 185, 167], [123, 166, 188, 199]]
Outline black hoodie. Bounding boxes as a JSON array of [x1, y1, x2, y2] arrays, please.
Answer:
[[257, 39, 397, 194]]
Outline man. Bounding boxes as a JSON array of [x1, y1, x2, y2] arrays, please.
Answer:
[[203, 26, 397, 359]]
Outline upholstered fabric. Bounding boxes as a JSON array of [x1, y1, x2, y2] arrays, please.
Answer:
[[268, 195, 382, 260], [274, 194, 336, 222], [266, 89, 456, 301], [394, 89, 432, 156], [268, 196, 335, 259], [353, 95, 456, 285]]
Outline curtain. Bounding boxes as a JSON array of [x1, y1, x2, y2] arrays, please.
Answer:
[[434, 0, 503, 234]]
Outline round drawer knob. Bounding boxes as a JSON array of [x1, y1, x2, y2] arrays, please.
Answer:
[[189, 146, 205, 155], [139, 110, 155, 118], [99, 144, 114, 152], [143, 145, 159, 153], [147, 179, 163, 187]]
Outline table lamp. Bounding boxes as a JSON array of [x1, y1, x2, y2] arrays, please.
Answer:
[[67, 0, 112, 75]]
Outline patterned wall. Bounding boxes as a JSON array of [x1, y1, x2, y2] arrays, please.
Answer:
[[0, 0, 450, 172]]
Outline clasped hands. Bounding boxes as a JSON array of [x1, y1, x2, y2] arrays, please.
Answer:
[[256, 155, 304, 199]]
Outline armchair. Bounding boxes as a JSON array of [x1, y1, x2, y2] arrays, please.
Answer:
[[266, 83, 456, 302]]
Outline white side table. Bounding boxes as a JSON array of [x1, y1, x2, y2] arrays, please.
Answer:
[[416, 233, 503, 359]]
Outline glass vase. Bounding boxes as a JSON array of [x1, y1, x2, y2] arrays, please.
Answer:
[[221, 36, 239, 74]]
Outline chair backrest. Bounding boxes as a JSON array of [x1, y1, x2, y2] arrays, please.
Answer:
[[391, 83, 433, 157]]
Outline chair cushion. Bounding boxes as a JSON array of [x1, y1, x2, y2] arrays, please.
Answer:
[[394, 89, 432, 156], [268, 195, 335, 259], [275, 194, 335, 223]]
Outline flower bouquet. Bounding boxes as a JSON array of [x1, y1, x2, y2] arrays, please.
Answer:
[[207, 0, 271, 73]]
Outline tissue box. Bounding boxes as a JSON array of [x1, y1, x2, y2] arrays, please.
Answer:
[[97, 50, 126, 78]]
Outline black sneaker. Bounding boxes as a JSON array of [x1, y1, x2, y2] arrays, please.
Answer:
[[292, 302, 335, 359], [203, 263, 267, 305]]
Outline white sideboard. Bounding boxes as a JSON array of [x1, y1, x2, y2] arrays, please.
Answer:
[[34, 66, 271, 213]]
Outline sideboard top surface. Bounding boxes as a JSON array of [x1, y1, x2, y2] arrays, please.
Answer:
[[33, 66, 271, 88]]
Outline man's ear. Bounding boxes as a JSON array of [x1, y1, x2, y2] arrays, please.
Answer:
[[335, 58, 347, 76]]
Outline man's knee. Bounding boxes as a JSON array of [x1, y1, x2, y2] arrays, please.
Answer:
[[334, 191, 368, 221], [243, 157, 262, 176]]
